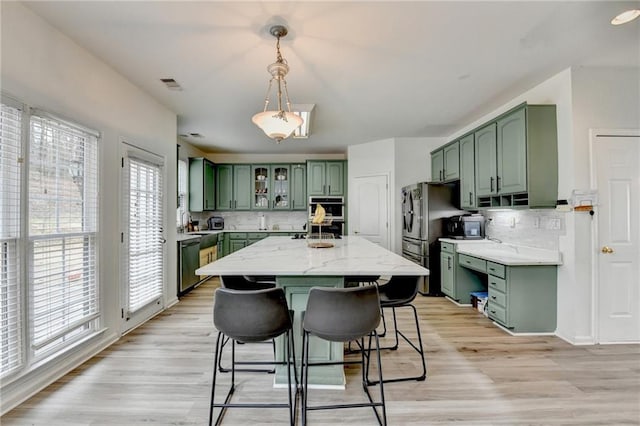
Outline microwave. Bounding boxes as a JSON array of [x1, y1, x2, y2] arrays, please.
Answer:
[[445, 214, 485, 240], [309, 196, 345, 220]]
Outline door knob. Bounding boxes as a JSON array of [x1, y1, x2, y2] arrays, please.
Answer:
[[601, 246, 614, 254]]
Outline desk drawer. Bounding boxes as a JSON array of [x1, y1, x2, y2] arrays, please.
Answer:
[[228, 232, 248, 239], [458, 254, 487, 273], [441, 242, 455, 254], [488, 288, 506, 308], [488, 303, 508, 325], [488, 275, 507, 293], [487, 261, 505, 278]]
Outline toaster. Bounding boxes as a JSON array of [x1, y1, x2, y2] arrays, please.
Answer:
[[207, 216, 224, 230]]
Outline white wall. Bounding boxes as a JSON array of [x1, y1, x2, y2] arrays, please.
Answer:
[[566, 66, 640, 343], [1, 3, 177, 412], [347, 137, 444, 253]]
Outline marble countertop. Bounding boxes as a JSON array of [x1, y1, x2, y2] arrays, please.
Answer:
[[440, 238, 562, 266], [196, 236, 430, 276], [177, 228, 305, 242]]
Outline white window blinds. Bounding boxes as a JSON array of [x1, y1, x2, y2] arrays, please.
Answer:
[[28, 114, 99, 354], [0, 102, 23, 377], [125, 154, 164, 314]]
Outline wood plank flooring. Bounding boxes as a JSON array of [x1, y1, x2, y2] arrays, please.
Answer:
[[2, 278, 639, 425]]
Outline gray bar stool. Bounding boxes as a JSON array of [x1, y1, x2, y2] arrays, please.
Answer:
[[209, 287, 297, 426], [301, 285, 387, 426], [218, 275, 276, 373], [366, 275, 426, 385]]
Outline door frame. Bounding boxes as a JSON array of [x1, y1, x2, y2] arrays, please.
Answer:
[[350, 172, 391, 250], [589, 128, 640, 344]]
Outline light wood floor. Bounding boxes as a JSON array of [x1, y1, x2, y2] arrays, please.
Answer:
[[3, 278, 639, 425]]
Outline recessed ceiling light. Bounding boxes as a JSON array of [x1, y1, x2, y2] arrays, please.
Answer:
[[611, 9, 640, 25]]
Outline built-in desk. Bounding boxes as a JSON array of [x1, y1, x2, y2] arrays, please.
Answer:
[[197, 236, 429, 387], [440, 239, 562, 334]]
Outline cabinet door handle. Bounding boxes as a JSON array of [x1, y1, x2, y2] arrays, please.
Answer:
[[292, 200, 295, 209], [328, 185, 331, 194], [490, 176, 494, 192], [491, 295, 497, 300], [229, 200, 232, 209], [490, 310, 496, 314], [439, 170, 443, 181], [235, 200, 237, 208], [497, 176, 501, 192], [469, 192, 472, 205]]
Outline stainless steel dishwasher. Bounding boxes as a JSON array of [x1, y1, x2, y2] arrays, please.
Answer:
[[178, 237, 201, 295]]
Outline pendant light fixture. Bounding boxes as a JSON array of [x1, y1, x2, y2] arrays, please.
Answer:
[[252, 25, 303, 143]]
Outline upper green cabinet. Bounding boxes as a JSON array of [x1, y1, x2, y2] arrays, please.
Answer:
[[474, 104, 557, 208], [216, 164, 251, 210], [216, 163, 309, 211], [307, 160, 346, 196], [270, 164, 290, 210], [459, 134, 476, 209], [188, 157, 215, 212], [474, 123, 498, 197], [431, 141, 459, 182], [290, 163, 307, 210]]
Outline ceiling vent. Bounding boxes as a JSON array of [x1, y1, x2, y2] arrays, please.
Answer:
[[160, 78, 183, 91]]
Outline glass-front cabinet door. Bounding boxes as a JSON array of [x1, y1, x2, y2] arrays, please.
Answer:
[[271, 165, 290, 210], [252, 165, 270, 209]]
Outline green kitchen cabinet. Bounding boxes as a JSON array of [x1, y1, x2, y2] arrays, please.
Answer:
[[216, 234, 227, 258], [216, 164, 251, 210], [430, 149, 444, 182], [474, 103, 558, 208], [307, 160, 346, 196], [252, 164, 271, 209], [215, 164, 233, 211], [270, 164, 291, 210], [228, 232, 248, 254], [496, 107, 527, 195], [431, 141, 459, 182], [459, 133, 477, 209], [290, 163, 307, 210], [474, 123, 498, 198], [188, 157, 216, 212], [440, 247, 455, 297], [441, 242, 486, 304], [483, 261, 557, 333]]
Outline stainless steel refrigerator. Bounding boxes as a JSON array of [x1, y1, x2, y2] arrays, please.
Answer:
[[401, 182, 465, 295]]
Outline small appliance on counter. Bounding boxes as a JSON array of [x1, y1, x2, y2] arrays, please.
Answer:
[[444, 214, 485, 240], [207, 216, 224, 230]]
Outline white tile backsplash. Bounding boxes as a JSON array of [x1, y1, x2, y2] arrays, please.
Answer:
[[191, 210, 308, 231], [484, 209, 566, 250]]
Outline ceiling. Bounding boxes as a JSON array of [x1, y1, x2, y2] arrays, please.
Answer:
[[23, 1, 640, 154]]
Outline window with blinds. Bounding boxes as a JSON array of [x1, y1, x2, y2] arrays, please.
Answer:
[[125, 154, 164, 314], [0, 101, 23, 377], [28, 114, 99, 356]]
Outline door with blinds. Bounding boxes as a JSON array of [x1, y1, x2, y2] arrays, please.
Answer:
[[121, 144, 166, 332]]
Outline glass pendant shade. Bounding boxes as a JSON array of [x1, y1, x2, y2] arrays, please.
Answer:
[[252, 110, 303, 142], [253, 25, 304, 143]]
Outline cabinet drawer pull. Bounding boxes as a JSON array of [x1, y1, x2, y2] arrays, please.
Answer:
[[491, 295, 496, 299], [496, 176, 501, 192], [490, 310, 496, 314], [490, 176, 494, 192]]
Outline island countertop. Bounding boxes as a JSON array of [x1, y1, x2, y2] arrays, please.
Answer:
[[196, 235, 430, 276]]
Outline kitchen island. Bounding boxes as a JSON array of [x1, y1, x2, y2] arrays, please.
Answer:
[[196, 235, 429, 387]]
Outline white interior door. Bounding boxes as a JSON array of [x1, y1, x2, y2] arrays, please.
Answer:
[[121, 143, 166, 332], [594, 133, 640, 343], [351, 174, 389, 249]]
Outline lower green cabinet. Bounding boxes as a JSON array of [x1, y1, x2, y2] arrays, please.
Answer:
[[440, 242, 485, 304], [486, 263, 557, 332]]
